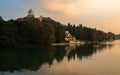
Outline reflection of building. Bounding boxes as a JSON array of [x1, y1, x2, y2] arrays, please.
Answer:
[[65, 31, 79, 44], [65, 45, 76, 56]]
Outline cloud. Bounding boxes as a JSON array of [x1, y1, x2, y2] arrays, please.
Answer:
[[36, 0, 79, 17], [23, 0, 120, 33]]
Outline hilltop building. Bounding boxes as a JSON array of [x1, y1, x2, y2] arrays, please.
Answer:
[[26, 9, 50, 22], [27, 9, 34, 17], [38, 15, 47, 21], [38, 15, 43, 21]]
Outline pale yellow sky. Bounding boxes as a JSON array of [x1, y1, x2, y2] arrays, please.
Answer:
[[34, 0, 120, 34], [1, 0, 120, 34]]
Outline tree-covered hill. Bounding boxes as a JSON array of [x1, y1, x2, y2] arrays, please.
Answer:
[[64, 23, 115, 41], [0, 17, 55, 47], [42, 17, 65, 43], [0, 16, 115, 47]]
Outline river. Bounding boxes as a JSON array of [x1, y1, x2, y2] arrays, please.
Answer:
[[0, 40, 120, 75]]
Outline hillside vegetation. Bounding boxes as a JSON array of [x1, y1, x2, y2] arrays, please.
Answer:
[[0, 16, 115, 47]]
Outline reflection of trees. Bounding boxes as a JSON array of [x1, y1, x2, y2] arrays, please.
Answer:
[[0, 46, 55, 72], [54, 46, 66, 63], [67, 43, 114, 61], [0, 43, 114, 72], [67, 44, 95, 61]]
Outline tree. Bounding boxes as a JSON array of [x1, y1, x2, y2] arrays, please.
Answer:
[[0, 21, 17, 47]]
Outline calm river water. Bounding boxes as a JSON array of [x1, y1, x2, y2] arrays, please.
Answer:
[[0, 40, 120, 75]]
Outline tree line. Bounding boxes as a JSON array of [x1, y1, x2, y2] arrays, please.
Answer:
[[0, 16, 115, 47], [0, 17, 55, 47], [64, 23, 115, 41]]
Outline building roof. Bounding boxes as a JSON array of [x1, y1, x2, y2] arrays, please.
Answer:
[[27, 9, 34, 17]]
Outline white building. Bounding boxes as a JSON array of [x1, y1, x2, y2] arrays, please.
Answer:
[[65, 31, 77, 43], [26, 9, 49, 22], [38, 15, 43, 21], [27, 9, 34, 17]]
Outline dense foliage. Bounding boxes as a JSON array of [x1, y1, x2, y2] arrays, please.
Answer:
[[64, 23, 115, 41], [0, 16, 115, 47], [42, 17, 65, 43], [0, 17, 55, 47]]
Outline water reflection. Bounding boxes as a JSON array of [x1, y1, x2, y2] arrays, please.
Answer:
[[0, 46, 55, 72], [66, 43, 114, 61], [0, 42, 115, 73]]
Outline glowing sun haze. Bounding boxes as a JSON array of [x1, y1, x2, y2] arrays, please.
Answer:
[[0, 0, 120, 34]]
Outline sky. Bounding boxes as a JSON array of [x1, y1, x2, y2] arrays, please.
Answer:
[[0, 0, 120, 34]]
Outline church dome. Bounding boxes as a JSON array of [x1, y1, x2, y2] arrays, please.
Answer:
[[28, 9, 34, 17]]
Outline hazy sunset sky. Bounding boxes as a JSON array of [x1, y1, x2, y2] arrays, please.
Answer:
[[0, 0, 120, 34]]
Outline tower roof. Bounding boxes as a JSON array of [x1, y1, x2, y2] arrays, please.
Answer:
[[28, 9, 34, 17]]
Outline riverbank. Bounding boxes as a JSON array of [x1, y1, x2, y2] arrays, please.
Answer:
[[51, 41, 86, 46], [52, 43, 69, 46], [51, 40, 114, 46]]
